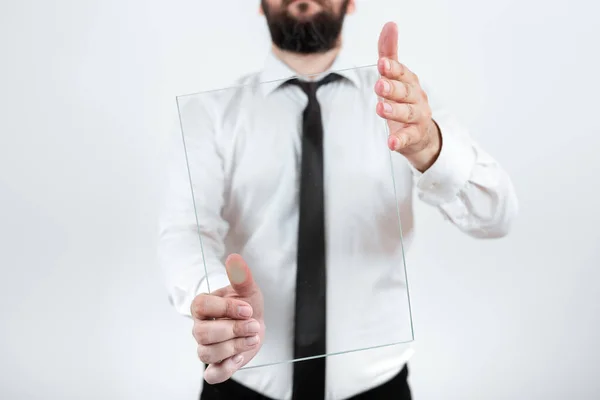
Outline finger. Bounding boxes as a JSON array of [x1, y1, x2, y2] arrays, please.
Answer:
[[378, 21, 398, 60], [387, 123, 422, 152], [197, 335, 260, 365], [225, 254, 258, 298], [376, 101, 422, 124], [204, 354, 245, 384], [374, 78, 419, 104], [379, 58, 418, 83], [190, 294, 254, 320], [387, 131, 416, 152], [193, 318, 261, 345]]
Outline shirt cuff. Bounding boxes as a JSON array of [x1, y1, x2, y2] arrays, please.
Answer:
[[411, 120, 476, 205]]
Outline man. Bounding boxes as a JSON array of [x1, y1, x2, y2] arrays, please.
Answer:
[[159, 1, 518, 399]]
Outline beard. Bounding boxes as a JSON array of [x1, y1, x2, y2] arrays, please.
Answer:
[[261, 0, 350, 54]]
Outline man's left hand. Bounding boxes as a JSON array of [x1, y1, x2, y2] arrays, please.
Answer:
[[374, 22, 441, 172]]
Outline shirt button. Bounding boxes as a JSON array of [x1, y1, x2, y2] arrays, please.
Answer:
[[429, 182, 437, 189]]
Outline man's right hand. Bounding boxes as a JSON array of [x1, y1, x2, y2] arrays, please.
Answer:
[[191, 254, 265, 384]]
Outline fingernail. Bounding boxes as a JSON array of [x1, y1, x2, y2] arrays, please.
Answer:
[[380, 80, 391, 94], [383, 102, 392, 114], [384, 58, 391, 71], [238, 306, 252, 318], [245, 335, 259, 346], [379, 58, 390, 72], [228, 261, 246, 285], [246, 321, 260, 334], [389, 136, 400, 151], [232, 354, 243, 364]]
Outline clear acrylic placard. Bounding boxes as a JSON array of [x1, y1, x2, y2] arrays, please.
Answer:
[[176, 65, 414, 369]]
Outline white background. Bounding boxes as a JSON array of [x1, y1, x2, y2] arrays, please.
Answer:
[[1, 0, 599, 399]]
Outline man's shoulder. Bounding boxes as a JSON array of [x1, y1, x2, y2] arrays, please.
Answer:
[[177, 70, 266, 127], [233, 70, 261, 86], [218, 70, 265, 102], [179, 71, 260, 105]]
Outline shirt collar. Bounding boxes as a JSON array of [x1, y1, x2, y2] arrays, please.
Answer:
[[258, 47, 361, 96]]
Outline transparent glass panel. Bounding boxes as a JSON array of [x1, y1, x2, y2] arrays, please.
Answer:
[[176, 64, 413, 369]]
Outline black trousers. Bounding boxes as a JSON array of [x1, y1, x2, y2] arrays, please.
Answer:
[[200, 365, 411, 400]]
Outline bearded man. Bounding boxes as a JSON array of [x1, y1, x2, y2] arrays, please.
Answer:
[[159, 1, 518, 399]]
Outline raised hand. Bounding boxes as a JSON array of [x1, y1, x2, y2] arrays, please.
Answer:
[[374, 21, 442, 172], [190, 254, 265, 384]]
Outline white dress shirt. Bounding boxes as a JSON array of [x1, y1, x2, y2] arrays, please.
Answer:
[[158, 48, 518, 400]]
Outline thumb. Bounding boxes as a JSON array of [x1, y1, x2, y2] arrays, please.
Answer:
[[225, 253, 258, 297], [377, 21, 399, 60]]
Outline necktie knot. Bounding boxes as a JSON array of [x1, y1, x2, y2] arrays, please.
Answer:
[[285, 73, 343, 97]]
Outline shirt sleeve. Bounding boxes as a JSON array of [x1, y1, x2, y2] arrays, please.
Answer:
[[411, 85, 519, 238], [157, 96, 231, 318]]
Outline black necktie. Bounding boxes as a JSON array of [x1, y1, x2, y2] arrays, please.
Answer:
[[285, 73, 343, 400]]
